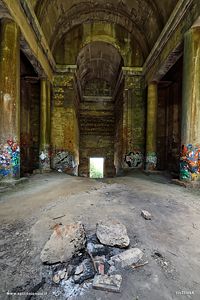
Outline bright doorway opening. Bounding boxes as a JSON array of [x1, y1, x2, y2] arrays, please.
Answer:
[[90, 158, 104, 178]]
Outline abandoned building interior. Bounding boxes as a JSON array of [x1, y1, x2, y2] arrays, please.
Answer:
[[0, 0, 200, 181], [0, 0, 200, 300]]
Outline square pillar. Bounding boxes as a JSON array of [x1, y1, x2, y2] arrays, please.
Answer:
[[39, 77, 51, 171], [145, 82, 158, 170], [0, 19, 20, 180], [180, 26, 200, 182]]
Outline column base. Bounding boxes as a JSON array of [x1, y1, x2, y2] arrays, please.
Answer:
[[180, 145, 200, 182], [145, 155, 157, 171], [39, 148, 50, 171]]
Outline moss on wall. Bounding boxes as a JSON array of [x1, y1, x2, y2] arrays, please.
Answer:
[[54, 22, 144, 67]]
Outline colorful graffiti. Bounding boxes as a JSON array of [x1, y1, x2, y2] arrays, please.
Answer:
[[0, 140, 20, 179], [180, 144, 200, 181], [39, 147, 51, 170], [146, 155, 157, 171], [52, 149, 74, 172], [123, 150, 143, 168]]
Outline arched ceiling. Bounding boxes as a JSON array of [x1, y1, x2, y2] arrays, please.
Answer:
[[32, 0, 179, 61], [76, 41, 123, 88]]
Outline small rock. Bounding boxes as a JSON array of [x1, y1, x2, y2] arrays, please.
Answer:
[[109, 248, 143, 268], [96, 219, 130, 248], [94, 255, 106, 264], [75, 264, 84, 275], [94, 244, 104, 249], [93, 274, 122, 293], [67, 264, 76, 277], [141, 210, 151, 220], [64, 272, 68, 281], [53, 274, 60, 284], [15, 232, 19, 236], [108, 266, 117, 274], [59, 268, 66, 279]]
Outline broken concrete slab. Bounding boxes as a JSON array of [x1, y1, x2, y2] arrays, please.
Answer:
[[59, 268, 66, 279], [40, 222, 86, 264], [75, 264, 84, 275], [93, 274, 122, 292], [96, 219, 130, 248], [93, 274, 122, 293], [53, 274, 60, 284], [141, 210, 152, 220], [109, 248, 143, 268]]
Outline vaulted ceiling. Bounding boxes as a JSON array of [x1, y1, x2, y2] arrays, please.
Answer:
[[30, 0, 178, 64]]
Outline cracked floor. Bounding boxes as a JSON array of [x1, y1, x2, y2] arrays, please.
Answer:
[[0, 170, 200, 300]]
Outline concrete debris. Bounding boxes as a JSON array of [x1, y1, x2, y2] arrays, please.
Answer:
[[96, 219, 130, 248], [59, 268, 66, 279], [53, 274, 60, 284], [108, 265, 117, 274], [94, 255, 106, 264], [94, 244, 104, 249], [40, 222, 86, 264], [108, 248, 143, 268], [141, 210, 152, 220], [75, 264, 84, 275], [93, 274, 122, 293]]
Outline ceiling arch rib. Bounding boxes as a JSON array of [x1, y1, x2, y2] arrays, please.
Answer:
[[34, 1, 165, 59], [35, 0, 164, 32], [76, 41, 124, 88], [50, 10, 150, 60]]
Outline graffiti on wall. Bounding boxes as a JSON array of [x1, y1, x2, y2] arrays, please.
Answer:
[[52, 150, 74, 172], [146, 155, 157, 171], [39, 147, 50, 170], [123, 150, 143, 168], [180, 144, 200, 181], [0, 140, 20, 179]]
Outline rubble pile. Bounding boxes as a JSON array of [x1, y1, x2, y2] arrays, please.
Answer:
[[40, 219, 145, 296]]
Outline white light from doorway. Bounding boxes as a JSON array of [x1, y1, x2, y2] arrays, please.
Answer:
[[90, 157, 104, 178]]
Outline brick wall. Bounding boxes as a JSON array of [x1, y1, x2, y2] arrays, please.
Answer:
[[51, 74, 80, 175], [79, 79, 115, 178], [122, 76, 146, 171]]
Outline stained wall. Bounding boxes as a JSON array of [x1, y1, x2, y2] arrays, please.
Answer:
[[122, 76, 146, 171], [20, 51, 40, 175], [79, 79, 115, 178], [157, 57, 182, 175], [51, 74, 79, 175]]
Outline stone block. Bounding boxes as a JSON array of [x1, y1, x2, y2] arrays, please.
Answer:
[[109, 248, 143, 268], [96, 219, 130, 248], [40, 222, 86, 264], [93, 274, 122, 293]]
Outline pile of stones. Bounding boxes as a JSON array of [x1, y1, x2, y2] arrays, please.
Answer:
[[40, 219, 144, 293]]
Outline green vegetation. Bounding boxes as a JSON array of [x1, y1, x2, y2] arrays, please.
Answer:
[[90, 159, 103, 178]]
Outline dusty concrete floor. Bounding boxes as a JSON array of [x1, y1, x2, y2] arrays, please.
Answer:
[[0, 170, 200, 300]]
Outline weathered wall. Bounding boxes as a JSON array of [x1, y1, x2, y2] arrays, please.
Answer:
[[157, 86, 167, 170], [20, 50, 40, 175], [157, 57, 182, 175], [122, 76, 146, 171], [51, 74, 79, 175], [114, 81, 124, 175], [79, 79, 114, 178]]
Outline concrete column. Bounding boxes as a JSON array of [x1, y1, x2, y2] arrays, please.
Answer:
[[0, 19, 20, 180], [39, 77, 51, 171], [145, 82, 158, 170], [180, 26, 200, 182]]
